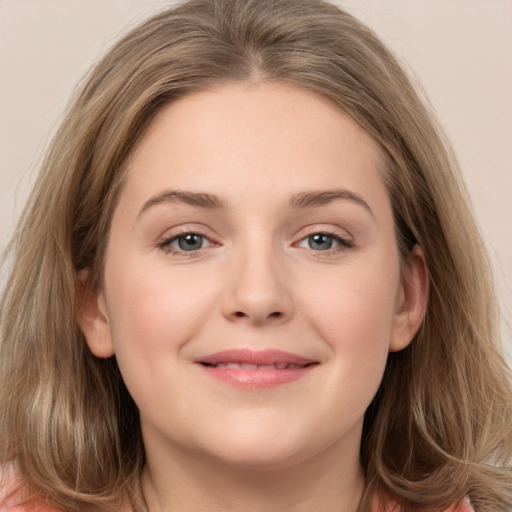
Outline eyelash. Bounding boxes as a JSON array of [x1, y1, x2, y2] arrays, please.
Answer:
[[295, 231, 353, 253], [157, 229, 217, 257], [157, 229, 353, 256]]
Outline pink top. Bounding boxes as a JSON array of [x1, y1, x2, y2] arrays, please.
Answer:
[[0, 474, 474, 512], [1, 506, 475, 512], [1, 496, 474, 512], [375, 502, 473, 512], [2, 504, 474, 512]]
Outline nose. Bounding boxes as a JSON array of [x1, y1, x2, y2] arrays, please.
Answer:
[[222, 244, 293, 326]]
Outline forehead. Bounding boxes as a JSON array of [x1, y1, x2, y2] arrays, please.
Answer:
[[120, 82, 388, 214]]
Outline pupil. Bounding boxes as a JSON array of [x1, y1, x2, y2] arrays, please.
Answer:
[[310, 234, 332, 250], [178, 234, 202, 251]]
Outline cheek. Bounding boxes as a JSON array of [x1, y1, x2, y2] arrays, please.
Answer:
[[283, 264, 400, 442], [299, 258, 400, 370], [107, 260, 213, 344], [102, 263, 218, 423], [103, 261, 217, 399], [310, 271, 396, 334]]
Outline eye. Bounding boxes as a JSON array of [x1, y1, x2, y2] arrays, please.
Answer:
[[297, 233, 352, 251], [158, 232, 214, 254]]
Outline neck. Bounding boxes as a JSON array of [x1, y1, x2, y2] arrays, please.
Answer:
[[140, 426, 365, 512]]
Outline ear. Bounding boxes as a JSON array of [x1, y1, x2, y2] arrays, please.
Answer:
[[76, 269, 115, 358], [389, 245, 429, 352]]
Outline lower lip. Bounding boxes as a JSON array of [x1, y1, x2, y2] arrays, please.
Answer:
[[198, 365, 316, 389]]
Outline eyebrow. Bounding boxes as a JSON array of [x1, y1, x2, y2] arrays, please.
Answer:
[[138, 190, 226, 217], [138, 188, 374, 218], [289, 189, 374, 217]]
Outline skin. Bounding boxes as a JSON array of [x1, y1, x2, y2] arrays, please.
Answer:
[[79, 82, 428, 512]]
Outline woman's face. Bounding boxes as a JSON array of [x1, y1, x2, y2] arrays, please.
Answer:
[[81, 82, 426, 472]]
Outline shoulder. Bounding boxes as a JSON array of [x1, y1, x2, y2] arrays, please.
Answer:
[[0, 471, 56, 512], [1, 505, 60, 512], [1, 479, 132, 512], [437, 498, 474, 512], [451, 500, 474, 512], [376, 498, 474, 512]]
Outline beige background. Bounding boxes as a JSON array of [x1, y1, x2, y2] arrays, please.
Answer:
[[1, 0, 511, 357]]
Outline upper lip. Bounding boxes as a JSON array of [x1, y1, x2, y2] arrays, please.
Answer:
[[196, 349, 317, 367]]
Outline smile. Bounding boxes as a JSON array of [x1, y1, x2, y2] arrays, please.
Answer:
[[202, 362, 309, 370], [195, 349, 319, 389]]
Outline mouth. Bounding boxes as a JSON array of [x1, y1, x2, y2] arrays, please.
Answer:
[[195, 349, 319, 389], [200, 362, 312, 370]]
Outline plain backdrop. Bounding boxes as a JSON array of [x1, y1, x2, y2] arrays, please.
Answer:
[[0, 0, 511, 358]]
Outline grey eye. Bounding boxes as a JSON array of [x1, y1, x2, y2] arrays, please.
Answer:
[[307, 234, 335, 251], [176, 234, 206, 251], [296, 232, 352, 252]]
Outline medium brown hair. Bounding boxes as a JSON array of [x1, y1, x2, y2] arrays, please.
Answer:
[[1, 1, 511, 510]]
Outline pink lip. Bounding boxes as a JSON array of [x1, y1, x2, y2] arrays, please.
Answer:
[[195, 349, 318, 389]]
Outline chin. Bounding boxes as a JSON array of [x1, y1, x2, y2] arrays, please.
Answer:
[[193, 420, 332, 472], [209, 444, 313, 472]]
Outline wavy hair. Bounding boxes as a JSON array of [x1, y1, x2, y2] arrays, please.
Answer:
[[1, 1, 511, 511]]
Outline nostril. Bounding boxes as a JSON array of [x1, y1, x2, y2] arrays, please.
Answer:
[[232, 310, 282, 320]]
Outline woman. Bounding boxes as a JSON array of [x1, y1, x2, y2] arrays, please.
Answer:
[[1, 1, 511, 510]]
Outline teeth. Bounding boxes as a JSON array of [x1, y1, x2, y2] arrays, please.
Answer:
[[209, 362, 306, 370]]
